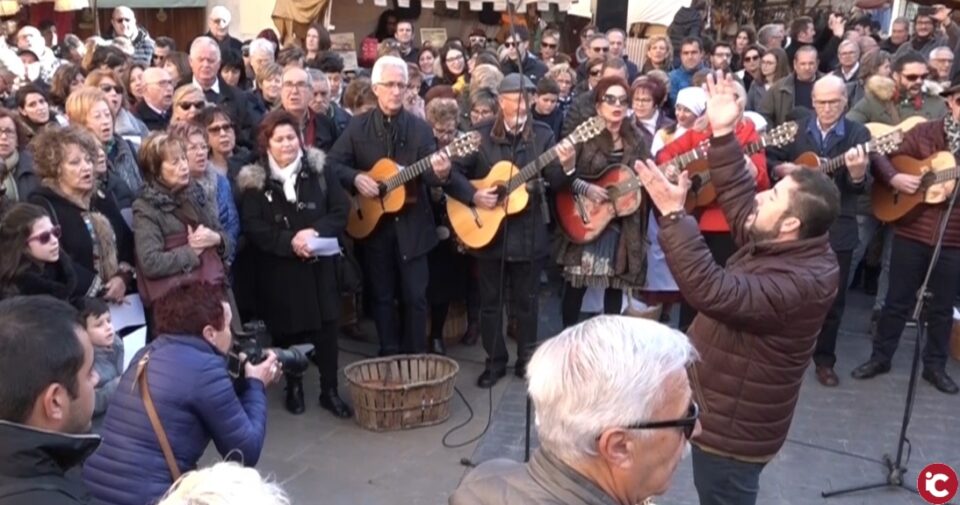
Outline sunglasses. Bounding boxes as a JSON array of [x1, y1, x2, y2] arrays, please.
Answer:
[[625, 401, 700, 439], [592, 47, 610, 53], [503, 41, 519, 48], [99, 84, 123, 94], [28, 226, 61, 245], [207, 123, 234, 134], [178, 101, 205, 111], [541, 42, 557, 49], [744, 54, 760, 62], [602, 94, 629, 106], [902, 73, 928, 82]]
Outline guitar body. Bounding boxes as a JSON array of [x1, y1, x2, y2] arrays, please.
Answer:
[[681, 159, 716, 211], [447, 160, 531, 250], [872, 152, 958, 222], [346, 158, 408, 239], [866, 116, 926, 138], [794, 151, 823, 169], [556, 165, 643, 244]]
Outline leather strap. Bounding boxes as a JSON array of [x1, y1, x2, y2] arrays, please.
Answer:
[[136, 354, 181, 481]]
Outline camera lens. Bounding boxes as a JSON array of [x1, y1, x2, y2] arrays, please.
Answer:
[[272, 347, 310, 375]]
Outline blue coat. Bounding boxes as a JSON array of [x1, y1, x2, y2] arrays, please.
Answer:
[[82, 334, 267, 505]]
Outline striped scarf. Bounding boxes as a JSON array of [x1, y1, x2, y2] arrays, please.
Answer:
[[945, 115, 960, 156]]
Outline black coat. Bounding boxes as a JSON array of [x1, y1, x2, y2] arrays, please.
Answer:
[[11, 253, 80, 302], [133, 100, 170, 131], [0, 420, 100, 505], [328, 107, 442, 261], [501, 53, 548, 84], [4, 150, 39, 202], [29, 186, 135, 295], [766, 116, 869, 252], [561, 89, 596, 138], [447, 118, 568, 261], [237, 148, 348, 336]]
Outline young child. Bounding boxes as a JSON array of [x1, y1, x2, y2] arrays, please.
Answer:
[[531, 77, 563, 142], [80, 298, 124, 431]]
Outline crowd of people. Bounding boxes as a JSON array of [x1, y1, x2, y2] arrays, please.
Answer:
[[0, 1, 959, 504]]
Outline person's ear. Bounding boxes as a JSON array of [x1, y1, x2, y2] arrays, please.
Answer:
[[201, 324, 218, 347], [37, 383, 67, 426], [597, 428, 635, 470], [780, 215, 801, 236]]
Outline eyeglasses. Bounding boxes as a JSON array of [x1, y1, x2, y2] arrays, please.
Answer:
[[0, 127, 15, 138], [99, 84, 123, 94], [624, 401, 700, 440], [743, 55, 760, 62], [376, 81, 405, 91], [207, 123, 234, 134], [147, 79, 174, 88], [446, 54, 464, 63], [813, 99, 843, 108], [761, 59, 777, 65], [589, 69, 602, 77], [633, 97, 654, 105], [503, 41, 519, 48], [601, 94, 629, 106], [28, 226, 61, 245], [187, 142, 208, 152], [178, 101, 205, 110], [113, 17, 132, 23], [902, 73, 928, 82], [283, 81, 310, 90], [541, 42, 557, 49], [591, 46, 610, 53]]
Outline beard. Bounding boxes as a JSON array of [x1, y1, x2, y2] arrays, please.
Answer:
[[747, 212, 789, 242]]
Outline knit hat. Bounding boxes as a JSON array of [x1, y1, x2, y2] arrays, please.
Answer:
[[675, 86, 708, 116]]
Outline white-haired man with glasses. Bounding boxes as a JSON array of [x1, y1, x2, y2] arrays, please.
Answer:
[[450, 315, 699, 505]]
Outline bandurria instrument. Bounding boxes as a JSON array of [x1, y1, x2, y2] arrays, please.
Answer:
[[346, 132, 481, 239], [871, 152, 960, 222], [447, 116, 605, 250]]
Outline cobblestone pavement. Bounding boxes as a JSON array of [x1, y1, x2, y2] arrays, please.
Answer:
[[239, 288, 959, 505]]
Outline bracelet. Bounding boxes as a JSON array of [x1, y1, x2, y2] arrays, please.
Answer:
[[662, 209, 686, 223]]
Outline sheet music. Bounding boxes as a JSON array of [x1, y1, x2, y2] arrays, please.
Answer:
[[307, 237, 341, 257], [109, 294, 146, 331], [122, 327, 147, 372]]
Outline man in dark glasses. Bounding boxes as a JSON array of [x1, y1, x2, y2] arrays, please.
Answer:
[[852, 70, 960, 395], [500, 26, 548, 85], [884, 51, 947, 122], [450, 316, 699, 505]]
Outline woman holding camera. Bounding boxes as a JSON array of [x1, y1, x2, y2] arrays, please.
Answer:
[[236, 110, 351, 418], [83, 282, 281, 505]]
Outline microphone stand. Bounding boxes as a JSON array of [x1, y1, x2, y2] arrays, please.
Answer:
[[822, 178, 960, 499]]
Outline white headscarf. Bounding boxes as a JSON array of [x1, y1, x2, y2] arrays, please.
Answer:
[[675, 86, 708, 117]]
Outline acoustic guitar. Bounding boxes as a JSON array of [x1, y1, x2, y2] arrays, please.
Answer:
[[554, 146, 706, 245], [871, 152, 960, 222], [346, 132, 481, 239], [794, 129, 902, 176], [680, 121, 799, 211], [865, 116, 926, 139], [447, 116, 606, 250]]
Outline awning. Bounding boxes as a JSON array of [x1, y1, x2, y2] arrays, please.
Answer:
[[89, 0, 206, 7], [357, 0, 586, 11]]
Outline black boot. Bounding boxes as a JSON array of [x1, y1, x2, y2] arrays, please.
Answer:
[[430, 334, 447, 355], [319, 388, 353, 418], [285, 375, 305, 415], [460, 323, 479, 346]]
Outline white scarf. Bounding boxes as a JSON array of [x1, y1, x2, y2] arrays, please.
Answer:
[[268, 150, 303, 203], [639, 110, 660, 136]]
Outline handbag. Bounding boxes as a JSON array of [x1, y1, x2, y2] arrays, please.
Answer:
[[336, 246, 363, 294], [136, 353, 181, 481], [136, 210, 226, 306]]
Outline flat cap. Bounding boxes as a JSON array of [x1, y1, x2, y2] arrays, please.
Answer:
[[498, 73, 535, 94]]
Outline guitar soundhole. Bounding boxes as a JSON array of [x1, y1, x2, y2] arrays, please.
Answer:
[[493, 184, 508, 202], [377, 182, 388, 198], [920, 171, 937, 191]]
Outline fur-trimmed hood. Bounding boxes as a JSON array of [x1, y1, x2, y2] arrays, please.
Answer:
[[865, 75, 896, 102], [236, 147, 326, 193]]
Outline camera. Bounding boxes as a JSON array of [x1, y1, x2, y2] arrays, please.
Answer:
[[228, 328, 311, 380]]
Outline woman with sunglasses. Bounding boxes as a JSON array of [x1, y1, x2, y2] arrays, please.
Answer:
[[27, 125, 134, 304], [85, 69, 150, 146], [172, 83, 207, 126], [556, 77, 650, 327], [67, 87, 141, 210], [196, 105, 253, 183], [735, 44, 765, 97], [746, 47, 789, 112], [0, 202, 81, 302]]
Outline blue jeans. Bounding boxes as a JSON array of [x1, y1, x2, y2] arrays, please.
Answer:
[[692, 445, 767, 505], [850, 214, 892, 312]]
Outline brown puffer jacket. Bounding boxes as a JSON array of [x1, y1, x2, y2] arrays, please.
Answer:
[[870, 119, 960, 248], [658, 133, 840, 462]]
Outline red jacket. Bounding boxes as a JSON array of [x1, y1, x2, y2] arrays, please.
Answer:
[[656, 119, 770, 232]]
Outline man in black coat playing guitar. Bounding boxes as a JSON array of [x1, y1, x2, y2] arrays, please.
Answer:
[[767, 74, 871, 388], [851, 74, 960, 395], [328, 55, 454, 356], [446, 74, 576, 388]]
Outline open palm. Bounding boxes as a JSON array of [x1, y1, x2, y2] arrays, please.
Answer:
[[704, 71, 740, 136]]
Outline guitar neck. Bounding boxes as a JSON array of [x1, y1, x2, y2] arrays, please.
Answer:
[[384, 148, 448, 192], [932, 166, 960, 185], [817, 141, 873, 175], [505, 144, 563, 192]]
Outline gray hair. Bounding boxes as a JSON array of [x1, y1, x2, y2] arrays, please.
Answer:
[[371, 55, 408, 84], [189, 36, 221, 61], [307, 68, 329, 88], [249, 38, 276, 58], [209, 5, 231, 25], [814, 74, 847, 98], [157, 462, 289, 505], [757, 24, 784, 46], [931, 46, 954, 60], [526, 315, 697, 464], [839, 39, 860, 58]]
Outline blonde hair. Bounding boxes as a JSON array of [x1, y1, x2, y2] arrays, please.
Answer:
[[547, 63, 577, 83], [84, 69, 127, 109], [65, 87, 112, 125], [255, 62, 283, 88], [157, 462, 289, 505], [469, 63, 503, 96], [425, 97, 459, 126], [173, 83, 204, 107], [646, 35, 674, 66]]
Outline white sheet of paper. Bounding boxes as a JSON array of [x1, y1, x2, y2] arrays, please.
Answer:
[[109, 294, 146, 331], [122, 327, 147, 372], [307, 237, 341, 257], [120, 208, 134, 229]]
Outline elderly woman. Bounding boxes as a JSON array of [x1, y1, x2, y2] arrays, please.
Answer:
[[132, 131, 230, 305], [0, 202, 80, 301], [641, 35, 673, 74], [451, 316, 699, 505], [86, 69, 150, 144], [557, 77, 650, 327], [67, 87, 141, 209], [632, 77, 675, 148], [170, 83, 206, 125], [83, 282, 279, 505], [251, 62, 282, 118], [236, 110, 351, 418], [168, 121, 239, 264], [27, 125, 134, 302], [0, 107, 39, 202], [196, 105, 254, 182]]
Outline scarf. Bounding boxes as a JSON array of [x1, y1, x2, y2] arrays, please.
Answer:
[[894, 86, 925, 111], [0, 151, 19, 201], [945, 115, 960, 156], [268, 150, 303, 203], [639, 110, 660, 136]]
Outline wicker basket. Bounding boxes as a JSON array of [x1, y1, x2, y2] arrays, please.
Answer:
[[344, 354, 460, 432]]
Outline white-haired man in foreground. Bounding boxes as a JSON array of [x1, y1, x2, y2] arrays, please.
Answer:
[[450, 315, 700, 505]]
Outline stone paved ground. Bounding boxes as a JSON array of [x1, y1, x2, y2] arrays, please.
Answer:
[[234, 287, 960, 505]]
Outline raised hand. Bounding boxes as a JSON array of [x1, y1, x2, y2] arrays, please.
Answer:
[[704, 71, 740, 137], [634, 159, 691, 215]]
